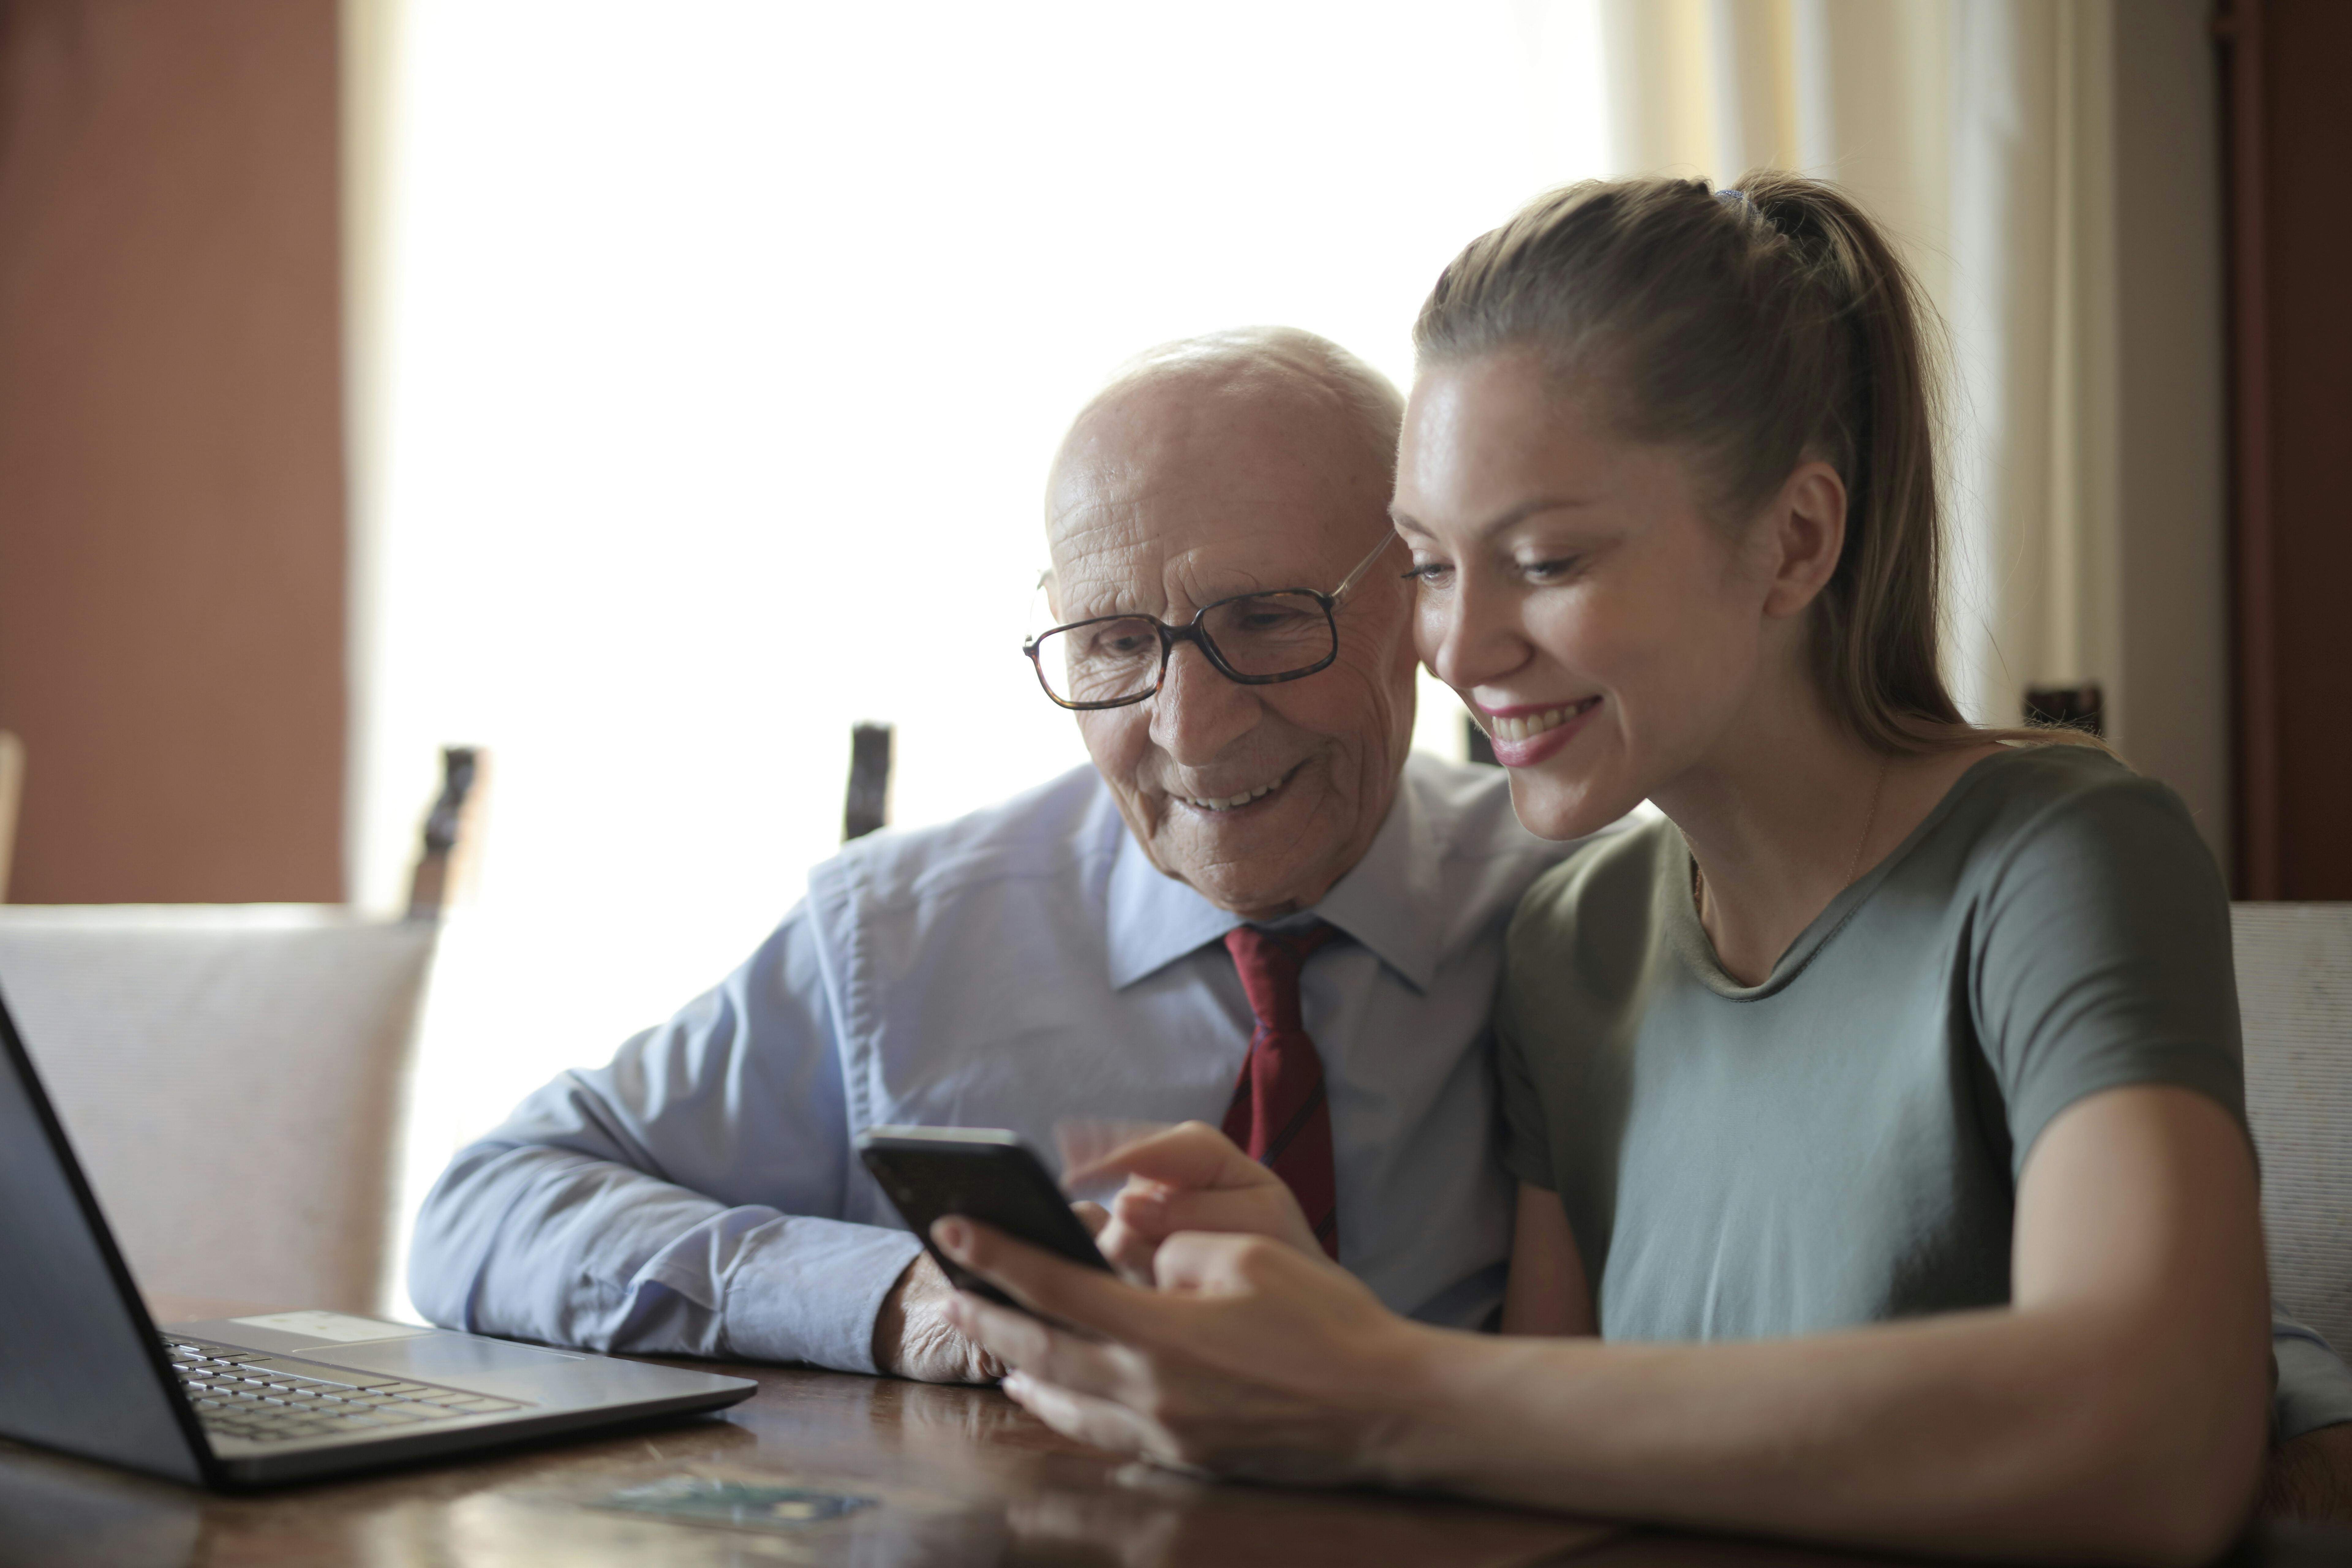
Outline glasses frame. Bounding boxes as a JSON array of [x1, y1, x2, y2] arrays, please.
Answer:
[[1022, 534, 1396, 712]]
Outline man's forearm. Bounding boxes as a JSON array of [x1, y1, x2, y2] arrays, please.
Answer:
[[409, 1140, 922, 1372]]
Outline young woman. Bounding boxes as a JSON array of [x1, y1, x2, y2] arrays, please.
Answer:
[[934, 174, 2271, 1565]]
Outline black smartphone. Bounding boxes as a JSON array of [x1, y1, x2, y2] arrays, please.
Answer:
[[855, 1126, 1113, 1310]]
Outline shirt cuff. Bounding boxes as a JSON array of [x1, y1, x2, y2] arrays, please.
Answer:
[[2276, 1328, 2352, 1442], [718, 1215, 926, 1374]]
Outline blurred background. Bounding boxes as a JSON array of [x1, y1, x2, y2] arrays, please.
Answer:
[[0, 0, 2344, 1310]]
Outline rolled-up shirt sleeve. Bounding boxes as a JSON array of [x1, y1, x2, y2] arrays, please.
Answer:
[[406, 906, 924, 1373]]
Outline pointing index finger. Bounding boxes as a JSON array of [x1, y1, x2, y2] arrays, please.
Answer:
[[1065, 1120, 1266, 1191]]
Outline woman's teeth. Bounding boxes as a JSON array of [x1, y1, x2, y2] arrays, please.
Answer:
[[1488, 698, 1597, 743], [1183, 775, 1287, 812]]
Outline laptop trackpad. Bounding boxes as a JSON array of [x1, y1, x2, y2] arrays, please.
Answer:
[[313, 1332, 587, 1394]]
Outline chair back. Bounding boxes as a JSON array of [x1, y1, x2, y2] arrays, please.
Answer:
[[0, 730, 22, 901], [844, 721, 892, 842], [0, 908, 435, 1315], [2234, 902, 2352, 1351]]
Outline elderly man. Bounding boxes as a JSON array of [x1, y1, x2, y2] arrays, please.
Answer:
[[408, 328, 1574, 1381]]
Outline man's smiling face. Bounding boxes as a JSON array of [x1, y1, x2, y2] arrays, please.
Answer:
[[1045, 355, 1415, 920]]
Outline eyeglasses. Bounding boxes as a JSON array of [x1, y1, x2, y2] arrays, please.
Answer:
[[1023, 535, 1395, 711]]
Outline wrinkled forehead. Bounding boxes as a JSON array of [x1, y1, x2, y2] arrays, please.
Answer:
[[1046, 380, 1389, 621]]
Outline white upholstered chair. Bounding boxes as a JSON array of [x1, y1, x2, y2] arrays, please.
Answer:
[[0, 747, 481, 1317], [2235, 903, 2352, 1353], [0, 907, 436, 1315]]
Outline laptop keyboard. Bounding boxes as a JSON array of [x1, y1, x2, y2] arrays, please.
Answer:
[[160, 1335, 533, 1446]]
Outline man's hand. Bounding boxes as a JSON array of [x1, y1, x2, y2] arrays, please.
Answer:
[[2263, 1424, 2352, 1522], [1077, 1121, 1325, 1283], [873, 1252, 1004, 1383]]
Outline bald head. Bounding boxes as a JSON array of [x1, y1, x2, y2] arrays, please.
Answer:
[[1048, 327, 1404, 546], [1038, 327, 1417, 920]]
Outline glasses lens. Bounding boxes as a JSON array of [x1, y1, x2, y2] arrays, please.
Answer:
[[1035, 617, 1163, 706], [1199, 592, 1335, 678]]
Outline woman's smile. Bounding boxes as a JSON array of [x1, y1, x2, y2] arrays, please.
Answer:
[[1472, 696, 1603, 767]]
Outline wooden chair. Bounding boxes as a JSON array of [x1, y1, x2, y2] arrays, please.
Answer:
[[406, 745, 484, 918], [0, 749, 483, 1317], [2235, 903, 2352, 1353], [845, 721, 892, 841], [0, 729, 23, 902]]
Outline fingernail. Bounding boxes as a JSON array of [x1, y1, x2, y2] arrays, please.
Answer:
[[933, 1217, 970, 1253]]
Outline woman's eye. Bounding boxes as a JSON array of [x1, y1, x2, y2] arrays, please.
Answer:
[[1402, 560, 1452, 585], [1518, 556, 1579, 583]]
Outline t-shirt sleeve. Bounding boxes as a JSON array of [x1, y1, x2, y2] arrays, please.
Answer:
[[1495, 1008, 1558, 1192], [1970, 775, 2246, 1176], [1493, 885, 1564, 1193]]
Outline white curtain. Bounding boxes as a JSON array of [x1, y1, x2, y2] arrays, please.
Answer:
[[1595, 0, 2230, 864], [1593, 0, 2160, 747]]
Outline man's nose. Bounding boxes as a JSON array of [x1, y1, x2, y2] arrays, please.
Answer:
[[1148, 640, 1261, 767]]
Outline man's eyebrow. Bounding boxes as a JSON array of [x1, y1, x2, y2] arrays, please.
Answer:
[[1389, 496, 1596, 541]]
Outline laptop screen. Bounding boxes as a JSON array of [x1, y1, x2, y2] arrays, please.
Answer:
[[0, 981, 207, 1484]]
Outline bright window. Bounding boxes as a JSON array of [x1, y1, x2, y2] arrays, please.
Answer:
[[356, 2, 1610, 1288]]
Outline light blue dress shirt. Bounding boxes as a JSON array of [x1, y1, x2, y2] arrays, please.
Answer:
[[408, 755, 1581, 1373]]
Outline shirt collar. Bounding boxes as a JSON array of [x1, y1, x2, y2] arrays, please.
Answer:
[[1102, 771, 1440, 994]]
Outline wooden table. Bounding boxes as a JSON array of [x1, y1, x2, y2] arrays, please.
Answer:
[[5, 1299, 2351, 1568]]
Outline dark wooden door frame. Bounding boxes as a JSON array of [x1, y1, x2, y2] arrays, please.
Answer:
[[2215, 0, 2277, 899]]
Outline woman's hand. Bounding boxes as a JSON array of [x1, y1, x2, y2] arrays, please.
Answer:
[[1074, 1121, 1325, 1283], [933, 1213, 1430, 1485]]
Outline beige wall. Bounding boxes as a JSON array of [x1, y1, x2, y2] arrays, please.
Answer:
[[0, 0, 346, 904]]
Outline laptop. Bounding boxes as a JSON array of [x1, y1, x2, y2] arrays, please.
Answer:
[[0, 982, 756, 1487]]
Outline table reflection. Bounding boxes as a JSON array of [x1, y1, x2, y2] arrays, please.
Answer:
[[0, 1449, 200, 1568]]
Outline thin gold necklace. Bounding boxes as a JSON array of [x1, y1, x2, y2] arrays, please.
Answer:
[[1692, 753, 1892, 923]]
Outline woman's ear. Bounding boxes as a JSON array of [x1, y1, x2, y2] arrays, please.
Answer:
[[1760, 461, 1847, 619]]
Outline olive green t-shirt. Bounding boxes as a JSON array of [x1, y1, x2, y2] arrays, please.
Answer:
[[1496, 744, 2245, 1341]]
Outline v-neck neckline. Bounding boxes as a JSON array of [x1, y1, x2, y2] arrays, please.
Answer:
[[1664, 747, 2029, 1001]]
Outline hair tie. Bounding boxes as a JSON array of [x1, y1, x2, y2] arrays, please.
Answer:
[[1715, 188, 1748, 206]]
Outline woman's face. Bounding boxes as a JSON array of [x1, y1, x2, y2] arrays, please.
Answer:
[[1393, 349, 1786, 841]]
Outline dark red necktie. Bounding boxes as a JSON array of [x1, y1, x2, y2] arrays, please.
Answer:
[[1221, 923, 1342, 1260]]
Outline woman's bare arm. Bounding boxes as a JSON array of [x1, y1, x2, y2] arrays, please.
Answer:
[[1379, 1087, 2269, 1561], [1499, 1183, 1594, 1336], [944, 1085, 2270, 1566]]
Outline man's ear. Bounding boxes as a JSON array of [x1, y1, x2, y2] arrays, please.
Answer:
[[1760, 460, 1847, 620]]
